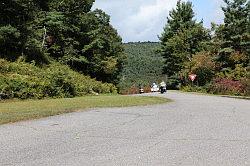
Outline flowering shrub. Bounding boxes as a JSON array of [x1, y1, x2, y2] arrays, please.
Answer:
[[209, 78, 247, 96]]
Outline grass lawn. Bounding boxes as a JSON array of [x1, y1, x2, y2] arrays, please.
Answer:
[[0, 95, 170, 125]]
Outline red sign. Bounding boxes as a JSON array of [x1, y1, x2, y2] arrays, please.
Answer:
[[189, 74, 197, 82]]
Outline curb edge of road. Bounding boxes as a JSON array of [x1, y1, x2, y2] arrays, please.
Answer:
[[170, 90, 250, 100]]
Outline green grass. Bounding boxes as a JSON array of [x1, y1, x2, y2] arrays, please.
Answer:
[[0, 95, 170, 125]]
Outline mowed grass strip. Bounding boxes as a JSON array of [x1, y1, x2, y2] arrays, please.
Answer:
[[0, 95, 170, 125]]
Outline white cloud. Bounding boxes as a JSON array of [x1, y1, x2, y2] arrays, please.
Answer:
[[122, 0, 177, 41], [93, 0, 179, 42], [93, 0, 225, 42]]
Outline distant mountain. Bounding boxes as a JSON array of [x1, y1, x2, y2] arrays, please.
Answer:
[[118, 42, 165, 92]]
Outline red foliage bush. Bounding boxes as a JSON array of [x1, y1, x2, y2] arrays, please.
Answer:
[[209, 78, 247, 96], [120, 86, 139, 95]]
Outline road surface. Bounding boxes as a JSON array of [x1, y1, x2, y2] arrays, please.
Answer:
[[0, 91, 250, 166]]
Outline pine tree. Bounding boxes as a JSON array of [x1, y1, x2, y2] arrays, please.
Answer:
[[213, 0, 250, 69], [159, 1, 209, 76], [0, 0, 50, 63], [221, 0, 250, 54]]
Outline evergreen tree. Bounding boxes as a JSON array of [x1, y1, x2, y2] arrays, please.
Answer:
[[159, 1, 210, 76], [213, 0, 250, 68], [222, 0, 249, 54], [0, 0, 47, 62], [80, 9, 125, 83]]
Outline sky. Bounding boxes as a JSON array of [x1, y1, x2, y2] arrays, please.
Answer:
[[92, 0, 225, 42]]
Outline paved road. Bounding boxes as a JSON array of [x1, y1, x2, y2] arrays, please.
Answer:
[[0, 91, 250, 166]]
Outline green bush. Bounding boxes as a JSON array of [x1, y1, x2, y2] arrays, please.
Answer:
[[166, 74, 181, 89], [0, 59, 117, 99], [181, 85, 208, 93], [187, 52, 216, 86]]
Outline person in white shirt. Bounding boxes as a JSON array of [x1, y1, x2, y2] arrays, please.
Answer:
[[159, 81, 166, 93]]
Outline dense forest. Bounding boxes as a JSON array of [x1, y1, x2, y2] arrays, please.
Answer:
[[0, 0, 249, 99], [0, 0, 124, 99], [118, 42, 164, 93]]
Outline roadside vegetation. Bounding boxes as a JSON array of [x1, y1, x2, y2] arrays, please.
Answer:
[[115, 1, 249, 96], [0, 95, 170, 125], [0, 0, 249, 102], [0, 0, 125, 100], [0, 59, 116, 100], [159, 0, 249, 96]]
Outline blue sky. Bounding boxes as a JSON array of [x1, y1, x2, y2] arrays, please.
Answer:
[[92, 0, 225, 42]]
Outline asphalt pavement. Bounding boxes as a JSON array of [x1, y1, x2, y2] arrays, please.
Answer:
[[0, 91, 250, 166]]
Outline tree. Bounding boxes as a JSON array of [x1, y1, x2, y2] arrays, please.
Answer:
[[213, 0, 250, 68], [79, 9, 125, 83], [0, 0, 125, 84], [41, 0, 125, 83], [0, 0, 49, 63], [159, 0, 210, 76], [222, 0, 249, 53]]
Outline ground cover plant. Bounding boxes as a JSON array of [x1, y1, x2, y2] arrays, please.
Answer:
[[0, 59, 116, 99]]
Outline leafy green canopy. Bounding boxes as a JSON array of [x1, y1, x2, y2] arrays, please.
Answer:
[[0, 0, 125, 83], [213, 0, 250, 69], [159, 1, 210, 76], [0, 0, 47, 62], [43, 2, 125, 82]]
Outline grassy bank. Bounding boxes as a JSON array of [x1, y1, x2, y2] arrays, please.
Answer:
[[0, 95, 170, 125]]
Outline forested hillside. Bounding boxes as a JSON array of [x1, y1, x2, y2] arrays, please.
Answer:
[[118, 42, 165, 93]]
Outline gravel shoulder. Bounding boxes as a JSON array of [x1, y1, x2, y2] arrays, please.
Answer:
[[0, 91, 250, 166]]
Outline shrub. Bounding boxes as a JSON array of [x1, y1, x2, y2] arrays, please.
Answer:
[[208, 78, 246, 96], [240, 68, 250, 96], [216, 65, 248, 81], [181, 85, 208, 93], [240, 78, 250, 96], [166, 74, 181, 89], [190, 52, 216, 86], [0, 59, 117, 100]]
